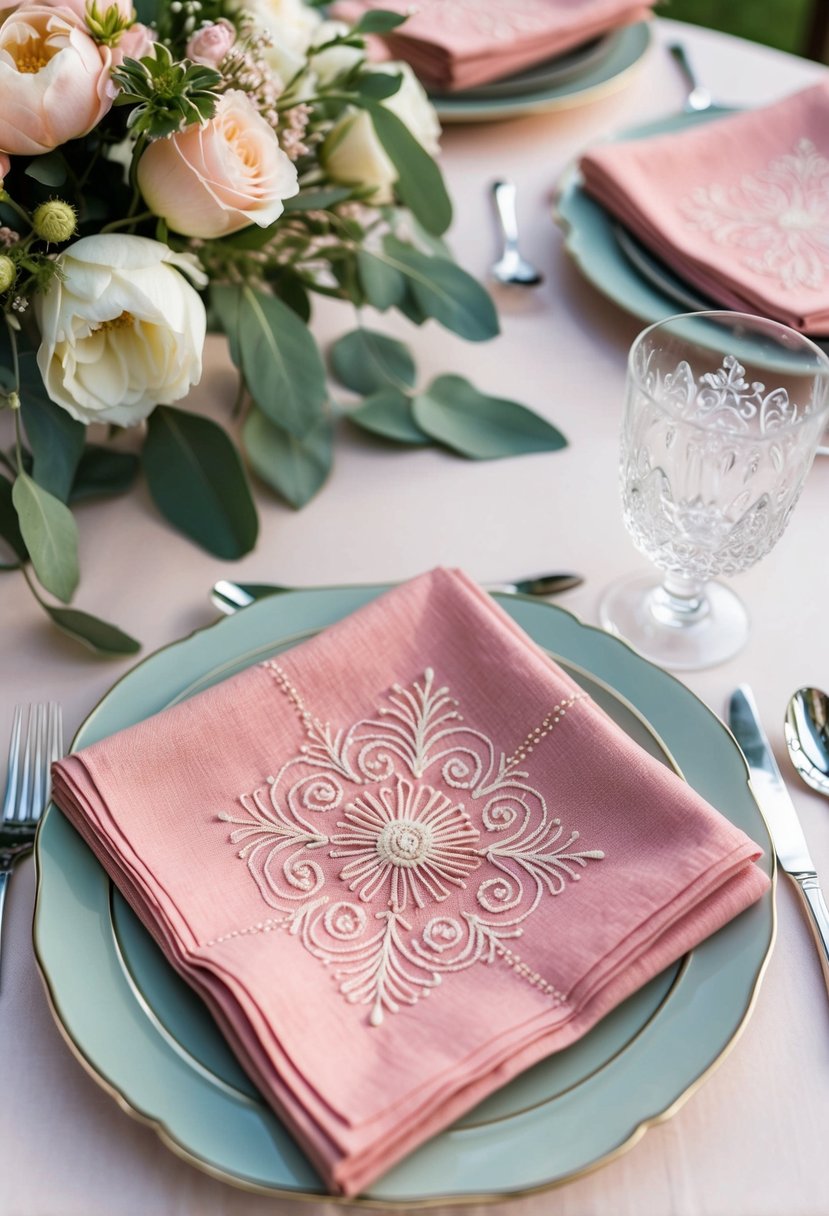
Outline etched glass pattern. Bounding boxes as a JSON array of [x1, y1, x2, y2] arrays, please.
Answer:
[[621, 351, 827, 580]]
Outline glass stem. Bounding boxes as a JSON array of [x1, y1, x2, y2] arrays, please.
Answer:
[[649, 572, 710, 629]]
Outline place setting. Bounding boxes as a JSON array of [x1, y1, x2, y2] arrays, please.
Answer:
[[1, 2, 828, 1213]]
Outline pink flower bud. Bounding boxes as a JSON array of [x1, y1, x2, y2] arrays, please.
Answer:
[[185, 18, 235, 68]]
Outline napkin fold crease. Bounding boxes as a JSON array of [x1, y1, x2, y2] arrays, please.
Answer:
[[579, 81, 829, 334], [333, 0, 653, 91]]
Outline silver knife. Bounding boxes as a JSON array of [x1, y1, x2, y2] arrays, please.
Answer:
[[728, 684, 829, 995]]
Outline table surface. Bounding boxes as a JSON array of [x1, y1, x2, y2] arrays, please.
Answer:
[[3, 18, 828, 1216]]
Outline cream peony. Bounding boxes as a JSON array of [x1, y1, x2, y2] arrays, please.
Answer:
[[137, 90, 299, 239], [36, 234, 207, 427], [323, 63, 441, 203], [0, 4, 116, 155], [242, 0, 321, 83], [311, 18, 363, 85]]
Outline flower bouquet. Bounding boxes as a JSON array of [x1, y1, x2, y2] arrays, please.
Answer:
[[0, 0, 566, 655]]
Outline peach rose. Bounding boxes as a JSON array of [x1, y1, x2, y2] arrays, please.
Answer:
[[137, 90, 300, 239], [185, 18, 235, 68], [0, 153, 10, 187], [0, 4, 115, 156]]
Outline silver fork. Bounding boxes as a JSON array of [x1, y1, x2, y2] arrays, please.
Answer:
[[0, 703, 63, 983]]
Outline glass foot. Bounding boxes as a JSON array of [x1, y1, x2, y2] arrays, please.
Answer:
[[599, 572, 750, 671]]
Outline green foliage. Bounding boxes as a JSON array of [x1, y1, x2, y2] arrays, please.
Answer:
[[12, 472, 79, 602], [0, 473, 27, 562], [69, 447, 140, 503], [44, 604, 141, 655], [114, 46, 222, 137], [413, 376, 568, 460], [330, 328, 416, 395], [363, 104, 452, 236], [220, 285, 329, 438], [242, 407, 333, 508], [381, 237, 500, 341], [143, 406, 258, 558], [348, 389, 431, 446], [20, 377, 86, 502]]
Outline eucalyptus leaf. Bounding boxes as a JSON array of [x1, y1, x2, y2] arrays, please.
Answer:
[[357, 250, 405, 311], [143, 406, 258, 558], [0, 474, 27, 561], [365, 104, 452, 236], [283, 186, 353, 212], [348, 389, 431, 446], [44, 605, 141, 656], [238, 286, 327, 438], [382, 236, 499, 341], [243, 407, 333, 508], [24, 152, 67, 188], [69, 446, 139, 503], [20, 383, 85, 502], [12, 472, 79, 602], [356, 71, 402, 101], [211, 283, 242, 366], [413, 375, 568, 459], [330, 329, 416, 395], [350, 9, 408, 33], [272, 273, 311, 322]]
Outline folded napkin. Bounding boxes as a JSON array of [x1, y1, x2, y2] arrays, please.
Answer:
[[333, 0, 653, 92], [579, 81, 829, 334], [52, 568, 769, 1196]]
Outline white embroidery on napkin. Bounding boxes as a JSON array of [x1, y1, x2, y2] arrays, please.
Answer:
[[214, 666, 603, 1026], [680, 139, 829, 291]]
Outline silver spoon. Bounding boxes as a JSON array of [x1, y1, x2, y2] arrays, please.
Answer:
[[491, 180, 543, 287], [785, 686, 829, 797], [212, 573, 583, 615], [669, 43, 713, 113]]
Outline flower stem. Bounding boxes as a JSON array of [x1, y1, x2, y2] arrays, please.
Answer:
[[101, 210, 154, 232]]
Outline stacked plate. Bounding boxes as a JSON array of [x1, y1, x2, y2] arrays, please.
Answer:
[[429, 22, 652, 123], [555, 106, 829, 356], [34, 587, 774, 1205]]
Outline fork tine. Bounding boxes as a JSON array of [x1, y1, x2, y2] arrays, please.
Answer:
[[1, 707, 22, 823], [44, 703, 63, 814]]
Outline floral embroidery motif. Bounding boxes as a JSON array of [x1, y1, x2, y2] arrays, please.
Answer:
[[680, 139, 829, 291], [216, 667, 603, 1026]]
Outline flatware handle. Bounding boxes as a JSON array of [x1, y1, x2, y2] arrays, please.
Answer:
[[668, 42, 698, 92], [492, 180, 519, 249], [791, 871, 829, 996], [0, 870, 9, 989]]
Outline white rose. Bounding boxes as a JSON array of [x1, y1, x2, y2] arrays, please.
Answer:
[[311, 19, 364, 85], [244, 0, 322, 83], [36, 234, 207, 427], [323, 62, 441, 203]]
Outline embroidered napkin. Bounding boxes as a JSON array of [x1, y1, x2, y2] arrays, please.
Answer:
[[52, 568, 769, 1196], [579, 81, 829, 334], [333, 0, 653, 92]]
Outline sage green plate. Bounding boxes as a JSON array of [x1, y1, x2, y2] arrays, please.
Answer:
[[34, 589, 774, 1206], [432, 22, 651, 123]]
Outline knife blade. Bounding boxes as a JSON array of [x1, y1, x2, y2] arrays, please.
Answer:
[[728, 684, 829, 995]]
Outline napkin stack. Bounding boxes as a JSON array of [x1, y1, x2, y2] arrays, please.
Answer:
[[579, 81, 829, 334], [52, 569, 769, 1196], [333, 0, 653, 92]]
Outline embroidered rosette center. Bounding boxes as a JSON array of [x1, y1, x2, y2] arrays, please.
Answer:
[[216, 666, 603, 1026]]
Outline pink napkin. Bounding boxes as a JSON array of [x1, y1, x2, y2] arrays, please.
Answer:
[[579, 81, 829, 334], [333, 0, 653, 92], [52, 569, 769, 1196]]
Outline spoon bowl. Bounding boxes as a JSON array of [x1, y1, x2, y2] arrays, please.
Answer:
[[785, 686, 829, 797]]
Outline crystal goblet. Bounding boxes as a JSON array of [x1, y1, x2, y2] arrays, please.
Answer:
[[600, 312, 829, 670]]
